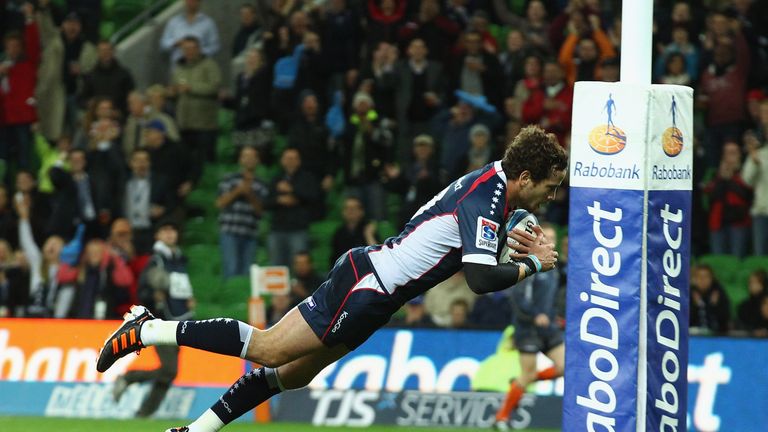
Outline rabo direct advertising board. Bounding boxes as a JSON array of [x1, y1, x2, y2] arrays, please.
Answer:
[[1, 321, 766, 430]]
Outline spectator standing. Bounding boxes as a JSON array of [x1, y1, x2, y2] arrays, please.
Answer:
[[79, 40, 135, 116], [314, 0, 361, 92], [113, 221, 195, 417], [435, 100, 499, 183], [498, 30, 531, 98], [47, 149, 98, 238], [231, 3, 261, 58], [287, 91, 334, 192], [216, 147, 268, 279], [742, 130, 768, 254], [36, 10, 98, 141], [359, 42, 398, 124], [340, 92, 391, 221], [227, 48, 273, 154], [171, 36, 222, 180], [122, 91, 180, 158], [382, 134, 443, 230], [697, 18, 750, 169], [160, 0, 220, 68], [265, 148, 320, 267], [393, 38, 444, 163], [294, 31, 332, 111], [451, 31, 504, 112], [144, 120, 193, 201], [14, 170, 50, 244], [703, 141, 752, 257], [122, 149, 173, 254], [558, 14, 616, 86], [330, 197, 378, 267], [15, 196, 65, 317], [690, 264, 731, 334], [0, 2, 39, 179]]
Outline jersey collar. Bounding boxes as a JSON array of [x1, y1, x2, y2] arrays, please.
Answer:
[[493, 160, 507, 183]]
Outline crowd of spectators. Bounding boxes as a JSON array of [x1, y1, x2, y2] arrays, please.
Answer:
[[1, 0, 768, 337]]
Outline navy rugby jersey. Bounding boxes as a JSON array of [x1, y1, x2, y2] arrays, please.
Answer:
[[367, 161, 509, 305]]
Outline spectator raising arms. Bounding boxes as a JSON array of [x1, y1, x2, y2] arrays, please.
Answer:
[[15, 196, 65, 318]]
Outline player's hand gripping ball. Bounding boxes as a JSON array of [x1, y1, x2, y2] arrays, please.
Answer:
[[499, 209, 539, 264]]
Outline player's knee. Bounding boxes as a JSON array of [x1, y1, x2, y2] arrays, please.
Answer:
[[250, 348, 290, 368]]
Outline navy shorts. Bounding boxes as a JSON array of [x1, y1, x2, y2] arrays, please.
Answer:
[[298, 248, 397, 350], [513, 323, 564, 354]]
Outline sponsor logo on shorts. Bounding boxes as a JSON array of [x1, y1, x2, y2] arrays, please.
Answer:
[[476, 217, 499, 252], [332, 311, 348, 334]]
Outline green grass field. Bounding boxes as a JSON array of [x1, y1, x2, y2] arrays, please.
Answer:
[[0, 417, 559, 431]]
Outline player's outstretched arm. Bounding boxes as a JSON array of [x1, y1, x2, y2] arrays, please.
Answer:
[[464, 261, 528, 294]]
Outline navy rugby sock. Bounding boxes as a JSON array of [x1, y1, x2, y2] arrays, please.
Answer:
[[176, 318, 253, 358], [210, 367, 284, 425]]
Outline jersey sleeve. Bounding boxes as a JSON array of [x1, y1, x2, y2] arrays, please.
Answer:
[[457, 180, 506, 266]]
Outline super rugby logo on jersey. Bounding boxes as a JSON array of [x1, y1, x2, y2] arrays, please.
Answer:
[[476, 217, 499, 252]]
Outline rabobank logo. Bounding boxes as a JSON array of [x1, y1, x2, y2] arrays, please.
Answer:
[[588, 93, 627, 155], [662, 96, 683, 157]]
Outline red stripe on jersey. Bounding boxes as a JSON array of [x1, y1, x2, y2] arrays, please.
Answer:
[[348, 250, 360, 282], [456, 166, 501, 206]]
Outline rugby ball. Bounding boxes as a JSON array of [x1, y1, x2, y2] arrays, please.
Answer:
[[499, 209, 539, 264]]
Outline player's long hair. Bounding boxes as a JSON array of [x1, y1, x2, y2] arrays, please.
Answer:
[[501, 125, 567, 182]]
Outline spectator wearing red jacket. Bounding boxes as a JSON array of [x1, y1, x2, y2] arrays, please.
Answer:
[[367, 0, 407, 50], [557, 14, 616, 86], [521, 61, 573, 147], [703, 141, 753, 258], [57, 238, 134, 319], [0, 3, 40, 177]]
